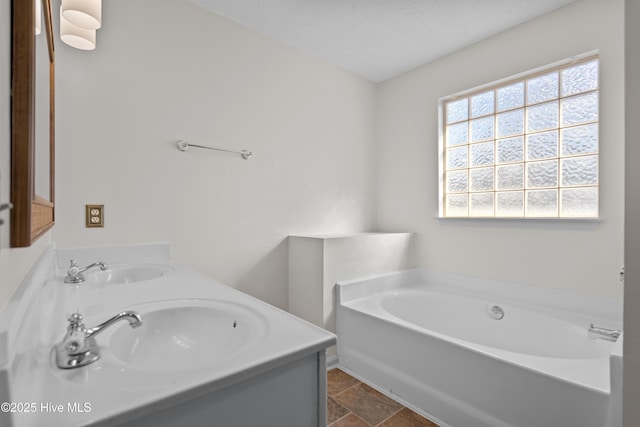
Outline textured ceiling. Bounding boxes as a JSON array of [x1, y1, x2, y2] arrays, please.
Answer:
[[191, 0, 576, 83]]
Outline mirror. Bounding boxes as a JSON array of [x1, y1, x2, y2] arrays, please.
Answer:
[[10, 0, 55, 247]]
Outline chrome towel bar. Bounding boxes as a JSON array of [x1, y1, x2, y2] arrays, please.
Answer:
[[177, 140, 252, 160]]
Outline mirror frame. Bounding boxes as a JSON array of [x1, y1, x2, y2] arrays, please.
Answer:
[[11, 0, 55, 247]]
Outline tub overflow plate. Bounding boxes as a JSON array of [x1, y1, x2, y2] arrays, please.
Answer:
[[490, 305, 504, 320]]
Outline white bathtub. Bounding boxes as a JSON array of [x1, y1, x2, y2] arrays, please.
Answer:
[[336, 269, 623, 427]]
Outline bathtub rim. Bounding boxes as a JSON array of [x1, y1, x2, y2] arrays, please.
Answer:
[[337, 268, 622, 323], [336, 268, 623, 395]]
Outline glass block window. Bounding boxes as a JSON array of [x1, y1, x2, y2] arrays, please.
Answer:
[[441, 57, 599, 218]]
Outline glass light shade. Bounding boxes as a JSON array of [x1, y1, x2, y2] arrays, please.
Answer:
[[61, 0, 101, 30], [60, 8, 96, 50], [35, 0, 41, 35]]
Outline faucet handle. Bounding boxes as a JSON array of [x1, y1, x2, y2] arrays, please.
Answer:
[[66, 313, 87, 333], [68, 312, 83, 325], [67, 260, 80, 275], [64, 313, 91, 355], [62, 313, 89, 355]]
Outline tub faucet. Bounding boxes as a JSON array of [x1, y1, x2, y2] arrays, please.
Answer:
[[64, 259, 107, 284], [587, 324, 621, 342], [54, 311, 143, 369]]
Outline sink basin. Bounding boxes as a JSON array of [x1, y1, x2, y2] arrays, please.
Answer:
[[108, 300, 268, 370], [85, 263, 173, 285]]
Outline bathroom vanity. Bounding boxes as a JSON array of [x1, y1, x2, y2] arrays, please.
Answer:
[[0, 243, 335, 426]]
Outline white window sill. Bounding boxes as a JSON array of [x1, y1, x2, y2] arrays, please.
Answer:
[[435, 216, 602, 223]]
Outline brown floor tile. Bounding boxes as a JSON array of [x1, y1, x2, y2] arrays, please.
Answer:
[[328, 369, 361, 397], [328, 397, 351, 424], [334, 383, 403, 426], [328, 412, 370, 427], [378, 408, 440, 427]]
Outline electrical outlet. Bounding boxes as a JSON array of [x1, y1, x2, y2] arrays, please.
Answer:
[[86, 205, 104, 228]]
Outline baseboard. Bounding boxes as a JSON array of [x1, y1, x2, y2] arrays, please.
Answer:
[[326, 354, 338, 371]]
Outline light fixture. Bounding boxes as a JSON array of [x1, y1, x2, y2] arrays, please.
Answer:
[[61, 0, 101, 30], [60, 7, 96, 51], [35, 0, 41, 35]]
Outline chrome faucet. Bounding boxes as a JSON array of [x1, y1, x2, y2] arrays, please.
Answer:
[[64, 259, 107, 284], [588, 324, 621, 342], [54, 311, 143, 369]]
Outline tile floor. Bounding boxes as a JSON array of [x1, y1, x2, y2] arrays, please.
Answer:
[[327, 369, 440, 427]]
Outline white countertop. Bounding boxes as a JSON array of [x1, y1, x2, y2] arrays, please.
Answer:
[[10, 257, 335, 427]]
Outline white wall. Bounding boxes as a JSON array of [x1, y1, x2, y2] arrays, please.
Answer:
[[52, 0, 377, 309], [1, 0, 636, 411], [0, 0, 53, 309], [624, 0, 640, 424], [376, 0, 624, 298]]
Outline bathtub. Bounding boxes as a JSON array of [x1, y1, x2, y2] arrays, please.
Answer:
[[336, 269, 623, 427]]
